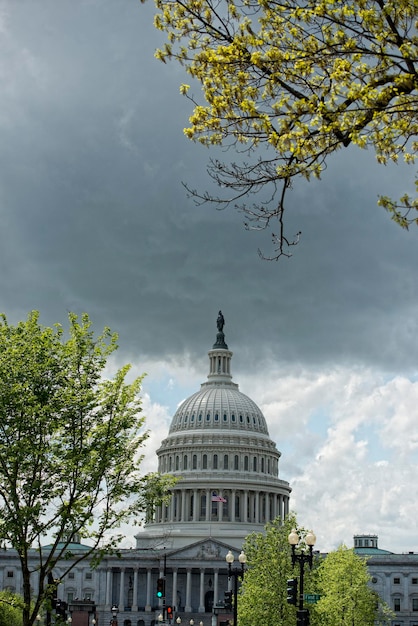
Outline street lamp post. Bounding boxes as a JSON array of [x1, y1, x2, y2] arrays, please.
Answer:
[[225, 550, 247, 626], [288, 529, 316, 626]]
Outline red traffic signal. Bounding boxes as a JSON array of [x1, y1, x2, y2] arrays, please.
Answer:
[[167, 606, 173, 618]]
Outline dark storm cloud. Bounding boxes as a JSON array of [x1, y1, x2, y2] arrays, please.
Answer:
[[0, 0, 417, 374]]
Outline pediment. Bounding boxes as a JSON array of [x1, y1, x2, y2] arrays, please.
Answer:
[[168, 538, 231, 562]]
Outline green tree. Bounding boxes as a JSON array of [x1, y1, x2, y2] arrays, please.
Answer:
[[0, 591, 23, 626], [143, 0, 418, 259], [313, 544, 389, 626], [0, 311, 176, 626], [239, 515, 317, 626]]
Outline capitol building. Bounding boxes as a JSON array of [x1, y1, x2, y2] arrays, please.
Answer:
[[1, 314, 418, 626]]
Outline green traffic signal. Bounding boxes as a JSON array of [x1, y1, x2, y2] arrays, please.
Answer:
[[156, 578, 165, 598]]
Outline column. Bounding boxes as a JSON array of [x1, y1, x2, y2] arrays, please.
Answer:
[[172, 569, 178, 611], [193, 489, 198, 521], [145, 568, 152, 611], [199, 569, 205, 612], [214, 569, 219, 608], [170, 492, 175, 522], [206, 489, 211, 521], [132, 568, 138, 612], [185, 569, 192, 612], [105, 568, 112, 608], [119, 568, 125, 609], [255, 492, 260, 523], [231, 490, 236, 522], [181, 489, 187, 521]]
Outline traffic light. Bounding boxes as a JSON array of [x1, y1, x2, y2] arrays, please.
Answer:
[[224, 590, 233, 611], [297, 609, 310, 626], [167, 606, 173, 621], [286, 577, 298, 605], [56, 600, 68, 618], [156, 577, 165, 598]]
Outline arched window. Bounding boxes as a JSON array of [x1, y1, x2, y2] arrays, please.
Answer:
[[224, 455, 228, 469], [253, 456, 258, 471], [203, 454, 207, 469], [234, 455, 239, 470], [175, 456, 179, 471], [244, 456, 249, 471], [261, 457, 265, 473], [213, 454, 218, 469], [192, 454, 197, 469], [184, 455, 188, 470]]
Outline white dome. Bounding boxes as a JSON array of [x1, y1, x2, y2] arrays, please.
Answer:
[[169, 384, 270, 435]]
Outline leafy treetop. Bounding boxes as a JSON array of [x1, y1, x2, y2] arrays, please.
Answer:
[[143, 0, 418, 258]]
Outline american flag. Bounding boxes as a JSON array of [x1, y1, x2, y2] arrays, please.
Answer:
[[211, 492, 227, 503]]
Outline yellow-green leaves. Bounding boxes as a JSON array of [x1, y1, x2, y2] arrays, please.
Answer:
[[146, 0, 418, 257]]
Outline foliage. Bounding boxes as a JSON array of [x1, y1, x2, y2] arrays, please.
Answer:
[[312, 545, 392, 626], [143, 0, 418, 258], [0, 311, 176, 626], [239, 515, 317, 626], [0, 591, 23, 626]]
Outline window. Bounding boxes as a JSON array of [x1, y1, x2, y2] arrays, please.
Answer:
[[192, 454, 197, 469], [7, 571, 14, 578], [413, 578, 418, 584], [413, 599, 418, 612], [85, 572, 92, 580], [69, 573, 75, 580], [234, 455, 239, 470], [175, 456, 179, 471], [224, 455, 228, 469], [202, 454, 207, 469], [213, 454, 218, 469], [394, 598, 401, 612], [183, 455, 188, 470], [244, 456, 249, 471], [394, 577, 401, 584]]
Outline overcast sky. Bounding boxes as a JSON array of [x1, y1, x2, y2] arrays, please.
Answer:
[[1, 0, 418, 554]]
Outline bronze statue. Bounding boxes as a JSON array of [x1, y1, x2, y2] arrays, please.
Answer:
[[217, 310, 225, 332]]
